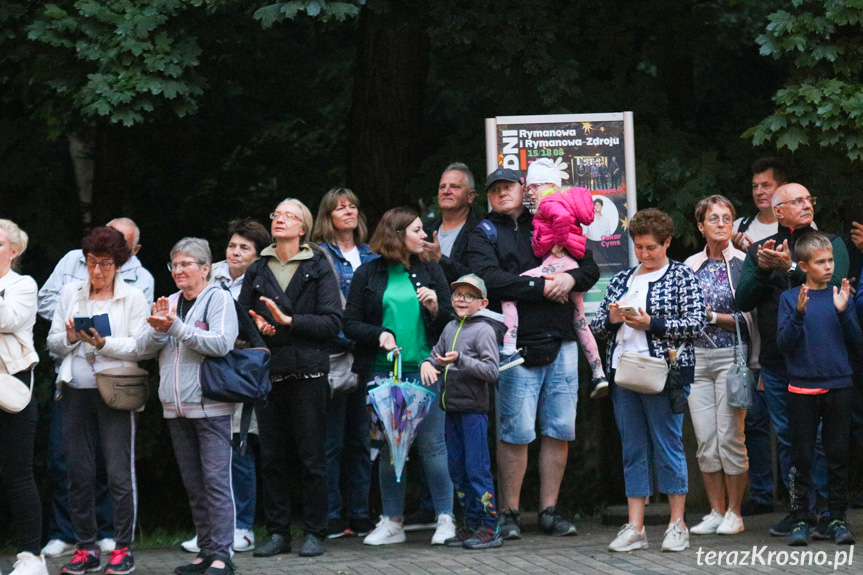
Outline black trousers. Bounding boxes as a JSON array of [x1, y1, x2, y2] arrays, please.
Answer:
[[63, 387, 137, 549], [0, 370, 41, 554], [788, 387, 852, 521], [256, 376, 329, 539]]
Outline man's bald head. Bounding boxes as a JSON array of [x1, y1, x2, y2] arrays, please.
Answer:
[[772, 183, 814, 229], [107, 217, 141, 255]]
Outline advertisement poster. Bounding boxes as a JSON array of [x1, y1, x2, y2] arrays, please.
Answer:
[[484, 112, 637, 317]]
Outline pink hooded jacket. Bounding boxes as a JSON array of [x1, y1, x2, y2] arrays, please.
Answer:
[[532, 187, 595, 259]]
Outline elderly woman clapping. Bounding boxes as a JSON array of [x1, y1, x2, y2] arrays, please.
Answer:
[[683, 195, 754, 537], [47, 227, 149, 575], [590, 208, 705, 554], [137, 238, 239, 575]]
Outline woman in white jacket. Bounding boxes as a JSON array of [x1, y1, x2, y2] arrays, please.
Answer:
[[0, 219, 48, 575], [47, 227, 148, 575]]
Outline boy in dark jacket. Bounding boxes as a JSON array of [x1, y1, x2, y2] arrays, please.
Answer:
[[777, 233, 863, 546], [421, 274, 505, 549]]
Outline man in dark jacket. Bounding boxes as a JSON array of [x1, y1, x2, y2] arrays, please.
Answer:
[[736, 183, 848, 536], [424, 162, 480, 283], [465, 167, 600, 540]]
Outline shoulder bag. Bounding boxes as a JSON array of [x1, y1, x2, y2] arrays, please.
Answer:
[[614, 351, 668, 394], [0, 371, 33, 414], [725, 315, 754, 409]]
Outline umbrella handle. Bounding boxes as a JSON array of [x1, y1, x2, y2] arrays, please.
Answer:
[[386, 349, 402, 383]]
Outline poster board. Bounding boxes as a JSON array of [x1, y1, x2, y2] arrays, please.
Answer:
[[484, 112, 637, 317]]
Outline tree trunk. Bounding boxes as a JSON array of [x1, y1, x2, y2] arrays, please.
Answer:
[[68, 131, 95, 230], [347, 1, 430, 223]]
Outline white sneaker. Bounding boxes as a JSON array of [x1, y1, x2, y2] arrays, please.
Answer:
[[661, 519, 690, 552], [97, 538, 116, 553], [9, 552, 49, 575], [608, 523, 648, 552], [363, 517, 406, 545], [234, 528, 256, 552], [180, 535, 200, 553], [39, 539, 75, 558], [690, 509, 723, 535], [716, 510, 745, 535], [431, 514, 456, 545]]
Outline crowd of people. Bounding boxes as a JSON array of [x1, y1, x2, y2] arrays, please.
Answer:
[[1, 157, 863, 575]]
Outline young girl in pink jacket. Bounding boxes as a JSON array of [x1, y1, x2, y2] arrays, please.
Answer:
[[502, 158, 608, 398]]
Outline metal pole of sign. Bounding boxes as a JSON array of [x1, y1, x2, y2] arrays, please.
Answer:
[[623, 111, 638, 267]]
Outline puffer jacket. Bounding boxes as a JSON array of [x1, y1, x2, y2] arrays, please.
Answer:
[[343, 256, 454, 375], [590, 260, 705, 369], [238, 245, 342, 376], [424, 309, 505, 413], [532, 186, 593, 259], [137, 283, 238, 418]]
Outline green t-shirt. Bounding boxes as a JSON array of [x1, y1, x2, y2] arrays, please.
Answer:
[[374, 263, 431, 372]]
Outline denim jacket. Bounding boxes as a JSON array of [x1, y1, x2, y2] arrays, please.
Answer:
[[319, 242, 378, 300]]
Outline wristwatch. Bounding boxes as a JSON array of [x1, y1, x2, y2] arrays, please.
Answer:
[[708, 311, 718, 325], [787, 262, 797, 276]]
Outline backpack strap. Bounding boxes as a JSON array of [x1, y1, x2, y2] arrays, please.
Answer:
[[478, 219, 498, 245]]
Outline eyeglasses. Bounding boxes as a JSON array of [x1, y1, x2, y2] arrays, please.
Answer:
[[167, 260, 202, 272], [705, 215, 733, 225], [86, 258, 115, 270], [452, 292, 480, 303], [270, 211, 303, 223], [775, 196, 817, 208]]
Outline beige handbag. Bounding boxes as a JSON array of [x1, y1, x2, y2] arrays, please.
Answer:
[[96, 366, 149, 411], [614, 351, 668, 394], [0, 371, 33, 413]]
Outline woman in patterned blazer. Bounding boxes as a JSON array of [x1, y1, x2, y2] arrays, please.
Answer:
[[590, 208, 705, 554]]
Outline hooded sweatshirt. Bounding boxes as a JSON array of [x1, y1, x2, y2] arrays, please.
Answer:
[[424, 309, 506, 413]]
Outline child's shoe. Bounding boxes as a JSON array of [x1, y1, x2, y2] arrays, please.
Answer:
[[590, 376, 609, 399], [499, 350, 524, 372], [463, 527, 503, 549]]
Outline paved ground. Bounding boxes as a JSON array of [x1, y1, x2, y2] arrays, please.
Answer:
[[3, 509, 860, 574]]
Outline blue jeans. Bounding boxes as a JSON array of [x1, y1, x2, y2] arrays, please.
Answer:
[[496, 340, 580, 444], [610, 368, 692, 498], [760, 367, 829, 509], [744, 387, 774, 506], [446, 412, 496, 530], [371, 371, 453, 518], [232, 433, 256, 530], [47, 396, 114, 542], [325, 387, 371, 521]]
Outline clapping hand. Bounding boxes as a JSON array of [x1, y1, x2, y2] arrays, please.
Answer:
[[797, 285, 809, 313], [146, 297, 176, 332], [756, 239, 792, 272], [834, 278, 851, 312]]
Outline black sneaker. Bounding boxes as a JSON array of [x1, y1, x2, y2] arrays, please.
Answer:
[[350, 517, 376, 537], [539, 506, 578, 536], [590, 376, 609, 399], [104, 548, 134, 575], [818, 519, 855, 545], [326, 518, 352, 539], [202, 556, 234, 575], [463, 527, 504, 549], [788, 520, 809, 546], [740, 500, 774, 516], [445, 526, 476, 547], [298, 533, 326, 557], [61, 549, 101, 574], [403, 508, 437, 532], [770, 514, 796, 536], [497, 509, 521, 540]]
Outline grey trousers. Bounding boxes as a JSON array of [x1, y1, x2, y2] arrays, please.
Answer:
[[168, 415, 235, 558], [62, 387, 137, 550]]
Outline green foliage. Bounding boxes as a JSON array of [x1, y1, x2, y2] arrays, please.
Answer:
[[750, 0, 863, 160], [254, 0, 364, 28]]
